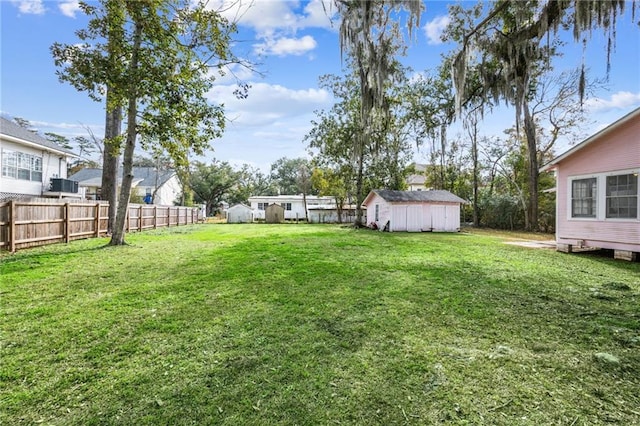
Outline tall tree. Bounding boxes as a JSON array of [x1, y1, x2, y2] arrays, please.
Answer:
[[451, 0, 631, 230], [333, 0, 423, 226], [226, 164, 276, 205], [44, 133, 73, 150], [270, 157, 313, 196], [189, 160, 239, 216], [52, 0, 246, 245]]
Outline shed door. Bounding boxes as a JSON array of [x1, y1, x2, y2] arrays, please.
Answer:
[[391, 205, 407, 232], [431, 205, 447, 231], [407, 205, 422, 232]]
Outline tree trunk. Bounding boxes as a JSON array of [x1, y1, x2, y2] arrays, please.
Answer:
[[102, 89, 121, 234], [523, 102, 539, 231], [110, 22, 142, 245], [471, 133, 479, 227], [354, 140, 365, 227]]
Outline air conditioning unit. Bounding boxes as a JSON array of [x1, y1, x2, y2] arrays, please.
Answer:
[[50, 178, 79, 193]]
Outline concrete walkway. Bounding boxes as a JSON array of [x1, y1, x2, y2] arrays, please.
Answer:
[[505, 240, 557, 249]]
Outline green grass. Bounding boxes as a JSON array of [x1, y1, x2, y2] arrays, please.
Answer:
[[1, 224, 639, 425]]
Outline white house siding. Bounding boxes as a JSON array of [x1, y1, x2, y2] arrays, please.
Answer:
[[0, 139, 68, 198], [156, 175, 182, 206]]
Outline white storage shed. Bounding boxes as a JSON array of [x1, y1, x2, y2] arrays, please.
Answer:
[[226, 203, 253, 223], [362, 189, 466, 232]]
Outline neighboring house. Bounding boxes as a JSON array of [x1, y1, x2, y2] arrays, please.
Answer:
[[406, 162, 429, 191], [265, 203, 285, 223], [362, 189, 467, 232], [69, 166, 181, 206], [0, 117, 79, 201], [540, 107, 639, 260], [226, 203, 253, 223], [249, 195, 336, 221]]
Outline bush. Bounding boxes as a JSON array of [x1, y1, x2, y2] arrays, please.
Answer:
[[478, 193, 525, 230]]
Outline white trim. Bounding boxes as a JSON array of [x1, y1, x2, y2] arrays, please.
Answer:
[[1, 133, 78, 158]]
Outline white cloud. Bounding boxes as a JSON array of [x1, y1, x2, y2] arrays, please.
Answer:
[[423, 15, 450, 45], [584, 91, 640, 112], [58, 0, 81, 18], [207, 0, 298, 33], [254, 35, 317, 57], [298, 0, 336, 30], [11, 0, 45, 15], [207, 82, 331, 126], [206, 0, 333, 59]]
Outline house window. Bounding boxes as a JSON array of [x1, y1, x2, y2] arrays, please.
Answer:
[[571, 178, 597, 218], [1, 150, 42, 182], [375, 204, 379, 221], [606, 173, 638, 219], [281, 202, 291, 210], [258, 202, 268, 210]]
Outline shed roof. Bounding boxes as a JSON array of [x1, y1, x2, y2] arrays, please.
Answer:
[[228, 203, 251, 210], [0, 116, 77, 157], [363, 189, 466, 206], [540, 106, 640, 172]]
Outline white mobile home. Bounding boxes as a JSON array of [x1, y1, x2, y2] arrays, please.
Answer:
[[248, 195, 336, 221], [362, 189, 466, 232]]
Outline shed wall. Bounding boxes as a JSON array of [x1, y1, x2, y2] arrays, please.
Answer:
[[227, 205, 252, 223]]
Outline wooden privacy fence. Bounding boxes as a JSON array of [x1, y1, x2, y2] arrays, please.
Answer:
[[0, 200, 204, 252]]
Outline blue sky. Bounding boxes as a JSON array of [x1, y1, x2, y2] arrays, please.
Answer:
[[1, 0, 639, 173]]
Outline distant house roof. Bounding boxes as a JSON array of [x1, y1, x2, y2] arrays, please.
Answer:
[[407, 174, 426, 185], [540, 106, 640, 172], [409, 162, 428, 173], [69, 167, 176, 188], [0, 116, 77, 157], [363, 189, 467, 206]]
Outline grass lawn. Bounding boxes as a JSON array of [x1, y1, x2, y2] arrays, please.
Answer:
[[1, 224, 639, 425]]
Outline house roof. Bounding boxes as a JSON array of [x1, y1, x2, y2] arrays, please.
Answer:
[[68, 167, 176, 188], [363, 189, 467, 206], [540, 106, 640, 172], [0, 116, 77, 157], [407, 174, 426, 185]]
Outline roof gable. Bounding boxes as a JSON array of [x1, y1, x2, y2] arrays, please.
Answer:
[[540, 107, 640, 172], [0, 117, 77, 156]]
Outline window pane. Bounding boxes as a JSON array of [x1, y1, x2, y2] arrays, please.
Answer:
[[571, 178, 597, 217], [18, 169, 30, 180], [33, 156, 42, 172], [606, 174, 638, 219]]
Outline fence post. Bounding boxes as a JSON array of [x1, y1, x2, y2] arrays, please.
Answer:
[[95, 202, 101, 237], [64, 202, 71, 243], [167, 207, 171, 227], [139, 205, 143, 232], [153, 206, 157, 229], [126, 207, 130, 232], [9, 200, 16, 253]]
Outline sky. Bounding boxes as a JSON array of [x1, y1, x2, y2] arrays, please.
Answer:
[[1, 0, 639, 173]]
